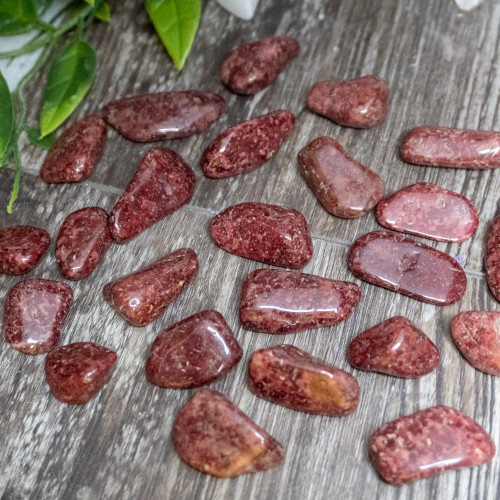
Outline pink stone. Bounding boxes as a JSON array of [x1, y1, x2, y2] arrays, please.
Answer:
[[173, 389, 285, 477], [210, 202, 313, 268], [200, 110, 295, 178], [297, 136, 385, 218], [485, 215, 500, 301], [370, 405, 495, 485]]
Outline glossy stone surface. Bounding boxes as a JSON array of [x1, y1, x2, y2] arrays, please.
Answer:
[[297, 136, 385, 218], [221, 36, 300, 95], [348, 230, 467, 305], [45, 342, 117, 404], [376, 182, 479, 242], [0, 225, 50, 275], [56, 207, 113, 280], [239, 269, 361, 334], [200, 110, 295, 178], [248, 344, 359, 416], [173, 389, 285, 477], [103, 248, 198, 326], [146, 310, 242, 388], [40, 115, 107, 183], [370, 405, 495, 485], [307, 75, 389, 128], [400, 126, 500, 169], [109, 148, 195, 243], [3, 279, 73, 355], [485, 215, 500, 301], [210, 202, 313, 268], [348, 316, 440, 378]]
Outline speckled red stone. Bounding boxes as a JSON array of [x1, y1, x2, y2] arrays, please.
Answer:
[[210, 202, 313, 268], [239, 269, 361, 334], [376, 182, 479, 242], [45, 342, 117, 404], [173, 389, 285, 477], [307, 75, 389, 128], [297, 136, 385, 218], [221, 36, 300, 95], [103, 248, 198, 326], [102, 91, 225, 142], [200, 110, 295, 178], [0, 225, 50, 275], [370, 405, 495, 485], [109, 148, 195, 243], [248, 344, 359, 416], [485, 215, 500, 302], [3, 279, 73, 355], [348, 230, 467, 305]]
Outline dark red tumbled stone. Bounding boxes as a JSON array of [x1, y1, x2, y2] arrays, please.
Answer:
[[173, 389, 285, 477], [200, 110, 295, 178], [348, 230, 467, 305], [3, 279, 73, 355], [485, 215, 500, 302], [102, 91, 225, 142], [220, 36, 300, 95], [370, 405, 495, 485], [109, 148, 195, 243], [0, 225, 50, 275], [210, 202, 313, 268], [45, 342, 117, 404], [297, 136, 385, 218]]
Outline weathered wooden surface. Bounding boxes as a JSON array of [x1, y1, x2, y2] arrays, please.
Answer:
[[1, 0, 500, 498]]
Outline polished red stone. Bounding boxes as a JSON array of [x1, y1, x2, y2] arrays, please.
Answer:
[[45, 342, 117, 404], [3, 279, 73, 355], [485, 215, 500, 302], [221, 36, 300, 95], [146, 310, 242, 388], [307, 75, 389, 129], [109, 148, 195, 243], [239, 269, 361, 334], [348, 230, 467, 305], [102, 91, 225, 142], [173, 389, 285, 477], [0, 225, 50, 275], [210, 202, 313, 268], [376, 182, 479, 242], [200, 110, 295, 178], [297, 136, 385, 218], [400, 126, 500, 169], [370, 405, 495, 485], [40, 115, 107, 183], [103, 248, 198, 326]]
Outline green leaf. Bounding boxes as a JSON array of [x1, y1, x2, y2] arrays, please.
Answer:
[[26, 127, 55, 150], [0, 70, 13, 162], [34, 0, 53, 14], [40, 40, 96, 138], [0, 0, 37, 36], [145, 0, 201, 70], [95, 1, 110, 21], [7, 161, 21, 214], [84, 0, 95, 6]]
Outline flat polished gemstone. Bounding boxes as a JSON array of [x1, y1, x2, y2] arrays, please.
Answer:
[[485, 215, 500, 302]]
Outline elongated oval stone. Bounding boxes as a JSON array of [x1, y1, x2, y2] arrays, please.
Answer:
[[210, 202, 313, 268], [376, 182, 479, 242], [102, 91, 226, 142], [297, 136, 385, 218], [248, 344, 359, 416], [173, 389, 285, 477], [109, 148, 195, 243], [239, 269, 361, 334], [348, 230, 466, 305], [103, 248, 199, 326], [485, 215, 500, 301], [200, 110, 295, 178], [370, 405, 495, 485]]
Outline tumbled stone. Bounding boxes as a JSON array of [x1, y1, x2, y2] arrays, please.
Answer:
[[485, 215, 500, 302], [297, 136, 385, 218], [210, 202, 313, 268], [103, 248, 198, 326], [109, 148, 195, 243], [239, 269, 361, 334], [370, 405, 495, 485], [200, 110, 295, 178], [3, 279, 73, 355], [173, 389, 285, 477], [45, 342, 117, 404], [348, 230, 466, 305]]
